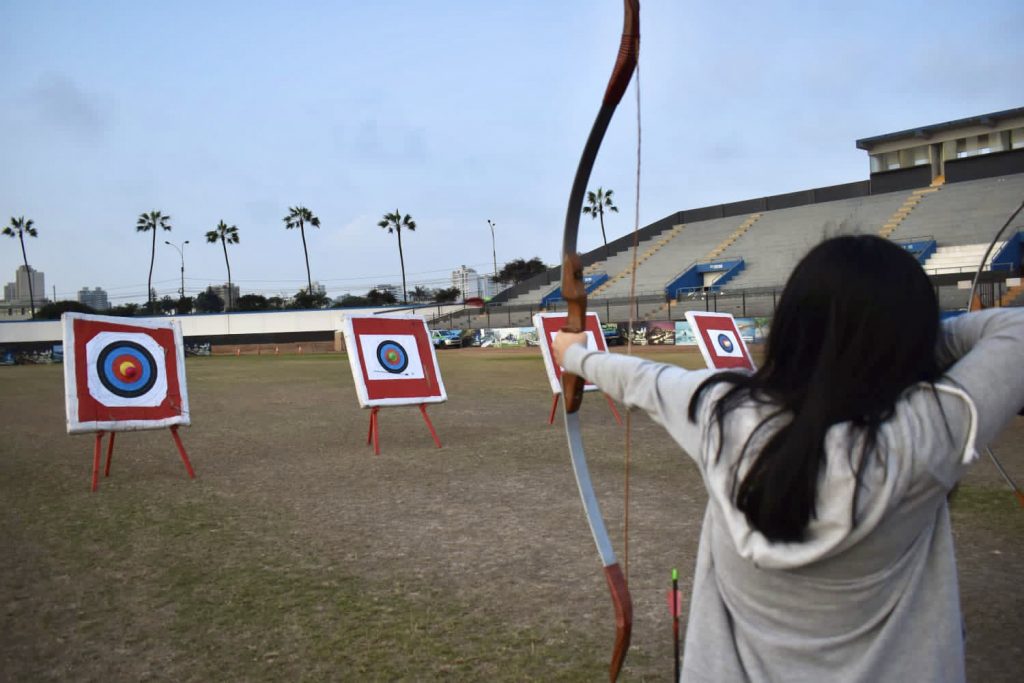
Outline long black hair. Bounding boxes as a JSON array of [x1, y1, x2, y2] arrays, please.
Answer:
[[688, 235, 943, 542]]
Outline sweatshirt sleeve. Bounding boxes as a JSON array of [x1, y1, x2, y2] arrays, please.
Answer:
[[561, 344, 716, 462], [936, 308, 1024, 448]]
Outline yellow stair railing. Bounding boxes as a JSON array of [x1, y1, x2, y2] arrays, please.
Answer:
[[586, 222, 688, 297], [878, 175, 944, 239]]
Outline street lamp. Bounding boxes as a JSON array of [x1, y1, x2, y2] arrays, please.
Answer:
[[164, 240, 189, 299], [487, 219, 498, 291]]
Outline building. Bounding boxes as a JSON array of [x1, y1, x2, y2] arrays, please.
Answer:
[[3, 265, 45, 306], [78, 287, 110, 311], [856, 107, 1024, 192], [451, 265, 494, 300], [309, 281, 327, 296], [373, 283, 400, 299], [209, 282, 239, 309]]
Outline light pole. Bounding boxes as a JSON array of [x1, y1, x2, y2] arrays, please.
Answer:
[[165, 240, 189, 299], [487, 219, 498, 293]]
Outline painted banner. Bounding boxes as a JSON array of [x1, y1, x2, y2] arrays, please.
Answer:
[[533, 312, 607, 394], [342, 314, 446, 407], [62, 313, 190, 434]]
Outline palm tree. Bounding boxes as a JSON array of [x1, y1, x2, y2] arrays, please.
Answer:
[[136, 210, 172, 313], [377, 210, 416, 303], [3, 216, 39, 318], [283, 206, 320, 295], [205, 221, 240, 311], [581, 187, 619, 259]]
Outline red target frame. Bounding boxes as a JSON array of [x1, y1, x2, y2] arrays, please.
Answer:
[[63, 313, 190, 432], [342, 314, 446, 407], [684, 311, 756, 371]]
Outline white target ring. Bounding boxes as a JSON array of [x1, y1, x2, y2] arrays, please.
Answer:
[[85, 331, 169, 407]]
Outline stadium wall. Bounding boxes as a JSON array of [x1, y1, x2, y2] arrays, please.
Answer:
[[944, 148, 1024, 183]]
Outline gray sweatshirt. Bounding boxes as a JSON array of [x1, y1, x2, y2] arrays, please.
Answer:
[[561, 308, 1024, 682]]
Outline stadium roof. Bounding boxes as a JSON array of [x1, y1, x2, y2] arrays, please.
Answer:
[[855, 107, 1024, 151]]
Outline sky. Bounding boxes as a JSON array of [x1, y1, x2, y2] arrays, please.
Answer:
[[1, 0, 1022, 304]]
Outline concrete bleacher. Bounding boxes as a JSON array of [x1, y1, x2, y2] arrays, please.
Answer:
[[722, 192, 907, 289], [887, 173, 1024, 245], [445, 172, 1024, 329]]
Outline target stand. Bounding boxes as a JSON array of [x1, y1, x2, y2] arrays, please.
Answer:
[[63, 313, 196, 492], [342, 314, 449, 457], [366, 404, 443, 456], [90, 426, 196, 492]]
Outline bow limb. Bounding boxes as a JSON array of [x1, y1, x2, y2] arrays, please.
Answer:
[[964, 198, 1024, 505], [560, 2, 639, 680]]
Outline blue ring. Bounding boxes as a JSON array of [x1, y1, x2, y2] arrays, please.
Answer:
[[717, 333, 734, 353]]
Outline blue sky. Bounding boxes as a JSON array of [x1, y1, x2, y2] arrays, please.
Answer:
[[1, 0, 1021, 303]]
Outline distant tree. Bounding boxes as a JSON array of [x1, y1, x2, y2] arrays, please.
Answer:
[[377, 210, 416, 303], [159, 295, 177, 315], [290, 288, 331, 310], [283, 206, 320, 295], [176, 296, 194, 315], [335, 294, 369, 307], [493, 257, 548, 285], [195, 287, 224, 313], [266, 296, 286, 310], [136, 210, 172, 313], [236, 293, 270, 311], [109, 303, 140, 317], [36, 300, 95, 320], [582, 187, 618, 259], [366, 288, 397, 305], [205, 220, 240, 310], [3, 216, 39, 319], [410, 285, 433, 302], [433, 286, 461, 303]]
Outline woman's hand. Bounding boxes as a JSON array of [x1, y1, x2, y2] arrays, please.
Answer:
[[552, 331, 588, 368]]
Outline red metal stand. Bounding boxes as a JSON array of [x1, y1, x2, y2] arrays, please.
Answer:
[[89, 426, 194, 491], [169, 425, 196, 479], [367, 407, 381, 455], [104, 432, 116, 477], [92, 432, 103, 492], [547, 393, 623, 426], [365, 404, 442, 454], [419, 404, 442, 448]]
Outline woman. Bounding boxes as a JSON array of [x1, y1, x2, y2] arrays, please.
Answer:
[[552, 235, 1024, 682]]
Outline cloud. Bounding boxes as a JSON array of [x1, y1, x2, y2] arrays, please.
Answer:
[[28, 74, 108, 138]]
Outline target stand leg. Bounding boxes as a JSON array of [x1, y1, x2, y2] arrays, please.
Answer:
[[169, 426, 196, 479], [91, 431, 104, 492], [419, 404, 442, 449], [104, 432, 117, 477], [604, 393, 623, 426], [548, 394, 560, 425], [367, 407, 380, 455]]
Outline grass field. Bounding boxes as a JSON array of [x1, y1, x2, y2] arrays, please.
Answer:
[[2, 350, 1022, 681]]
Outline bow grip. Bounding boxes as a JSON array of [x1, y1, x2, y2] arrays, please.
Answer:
[[561, 252, 587, 414]]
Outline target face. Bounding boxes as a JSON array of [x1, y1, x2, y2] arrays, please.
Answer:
[[342, 315, 446, 407], [716, 333, 736, 354], [685, 311, 755, 371], [63, 313, 190, 433], [376, 340, 409, 374]]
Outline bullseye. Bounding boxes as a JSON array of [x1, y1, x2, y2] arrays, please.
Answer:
[[717, 333, 734, 353], [97, 341, 158, 398], [376, 340, 409, 374]]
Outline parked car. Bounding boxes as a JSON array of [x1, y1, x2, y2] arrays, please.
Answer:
[[601, 324, 623, 346], [431, 330, 463, 349]]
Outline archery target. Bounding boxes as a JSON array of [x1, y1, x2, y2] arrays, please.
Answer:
[[86, 332, 168, 406], [63, 313, 190, 433], [685, 311, 755, 371], [533, 312, 607, 395], [342, 314, 446, 407], [359, 334, 424, 380]]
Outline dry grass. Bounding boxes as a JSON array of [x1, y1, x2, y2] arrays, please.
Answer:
[[1, 350, 1021, 681]]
